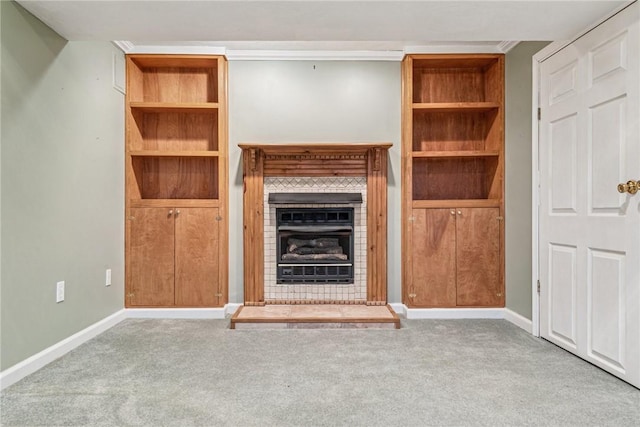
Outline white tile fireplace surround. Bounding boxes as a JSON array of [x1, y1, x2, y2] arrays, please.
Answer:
[[264, 177, 367, 303]]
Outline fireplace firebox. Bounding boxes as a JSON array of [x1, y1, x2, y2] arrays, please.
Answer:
[[276, 208, 355, 284]]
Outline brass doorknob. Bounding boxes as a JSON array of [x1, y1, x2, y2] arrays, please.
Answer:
[[617, 180, 639, 195]]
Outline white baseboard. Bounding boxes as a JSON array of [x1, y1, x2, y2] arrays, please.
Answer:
[[126, 308, 227, 319], [504, 308, 533, 333], [398, 305, 534, 333], [388, 303, 407, 317], [0, 304, 534, 391], [405, 307, 505, 319], [224, 303, 242, 316], [0, 309, 126, 391]]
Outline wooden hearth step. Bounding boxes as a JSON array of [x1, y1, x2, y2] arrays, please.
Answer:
[[230, 304, 400, 329]]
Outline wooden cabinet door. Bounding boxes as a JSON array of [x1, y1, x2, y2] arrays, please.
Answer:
[[174, 208, 220, 307], [409, 208, 457, 307], [455, 208, 501, 306], [128, 208, 175, 306]]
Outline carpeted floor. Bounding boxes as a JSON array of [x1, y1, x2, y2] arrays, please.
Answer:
[[1, 318, 638, 426]]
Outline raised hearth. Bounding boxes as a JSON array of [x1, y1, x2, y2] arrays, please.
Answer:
[[230, 304, 400, 329]]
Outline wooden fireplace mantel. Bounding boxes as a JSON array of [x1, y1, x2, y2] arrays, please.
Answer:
[[239, 142, 392, 306]]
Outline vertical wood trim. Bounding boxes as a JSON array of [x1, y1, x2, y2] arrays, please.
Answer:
[[401, 56, 414, 305], [367, 148, 388, 304], [242, 148, 265, 305], [497, 55, 506, 308], [217, 56, 229, 306]]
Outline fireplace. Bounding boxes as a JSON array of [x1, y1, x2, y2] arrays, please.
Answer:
[[276, 207, 355, 284], [239, 142, 391, 306], [265, 186, 365, 301]]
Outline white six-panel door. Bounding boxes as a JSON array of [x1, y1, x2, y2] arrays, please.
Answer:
[[539, 3, 639, 388]]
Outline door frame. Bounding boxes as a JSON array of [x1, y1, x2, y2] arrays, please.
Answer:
[[531, 1, 637, 337]]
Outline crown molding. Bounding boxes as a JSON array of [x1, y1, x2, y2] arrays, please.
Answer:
[[114, 42, 226, 55], [112, 41, 513, 59], [226, 49, 403, 61], [497, 41, 521, 53], [403, 43, 508, 54], [113, 40, 134, 53]]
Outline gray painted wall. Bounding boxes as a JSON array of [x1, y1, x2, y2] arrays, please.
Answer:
[[505, 42, 550, 319], [229, 53, 545, 314], [228, 61, 402, 303], [0, 1, 545, 370], [1, 1, 125, 370]]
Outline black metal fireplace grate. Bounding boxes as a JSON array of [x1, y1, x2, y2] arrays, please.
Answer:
[[276, 207, 354, 284]]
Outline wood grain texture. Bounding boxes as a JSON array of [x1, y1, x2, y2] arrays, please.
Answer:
[[413, 68, 485, 103], [125, 54, 228, 308], [126, 57, 144, 104], [240, 142, 391, 305], [367, 148, 388, 304], [242, 148, 265, 305], [131, 111, 218, 151], [127, 208, 175, 306], [412, 102, 500, 112], [238, 142, 392, 153], [455, 208, 502, 307], [132, 157, 218, 200], [402, 54, 504, 308], [216, 56, 229, 306], [174, 208, 220, 307], [141, 66, 217, 103], [411, 55, 501, 69], [129, 199, 219, 208], [264, 155, 367, 176], [412, 110, 496, 152], [408, 209, 457, 307], [401, 56, 414, 305], [412, 157, 498, 200], [129, 102, 218, 113], [412, 199, 500, 209]]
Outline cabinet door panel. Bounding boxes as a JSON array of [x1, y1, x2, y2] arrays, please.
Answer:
[[456, 208, 501, 306], [410, 209, 457, 307], [175, 208, 220, 306], [128, 208, 175, 306]]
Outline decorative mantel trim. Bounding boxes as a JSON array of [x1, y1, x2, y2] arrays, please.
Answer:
[[239, 142, 392, 306]]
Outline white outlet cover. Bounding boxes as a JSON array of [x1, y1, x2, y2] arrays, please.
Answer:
[[106, 269, 111, 286], [56, 281, 65, 303]]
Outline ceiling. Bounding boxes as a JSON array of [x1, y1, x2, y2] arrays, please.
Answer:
[[16, 0, 633, 54]]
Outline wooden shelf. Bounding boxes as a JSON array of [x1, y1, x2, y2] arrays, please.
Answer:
[[125, 54, 228, 309], [411, 55, 501, 69], [403, 53, 504, 309], [412, 150, 499, 158], [412, 199, 501, 209], [412, 102, 500, 112], [129, 150, 220, 157], [129, 102, 219, 113], [129, 55, 219, 69], [129, 199, 220, 208]]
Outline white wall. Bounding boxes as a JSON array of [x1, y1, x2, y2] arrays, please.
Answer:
[[228, 61, 402, 303], [1, 1, 125, 370]]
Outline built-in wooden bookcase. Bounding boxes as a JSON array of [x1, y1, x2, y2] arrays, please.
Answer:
[[125, 55, 228, 307], [402, 54, 504, 308]]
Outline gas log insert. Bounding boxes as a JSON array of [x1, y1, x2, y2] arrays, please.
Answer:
[[276, 208, 355, 284]]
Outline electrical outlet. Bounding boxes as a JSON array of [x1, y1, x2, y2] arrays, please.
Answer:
[[56, 281, 65, 303], [105, 269, 111, 287]]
